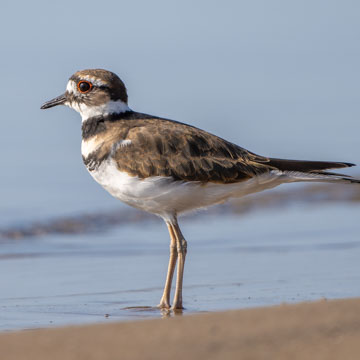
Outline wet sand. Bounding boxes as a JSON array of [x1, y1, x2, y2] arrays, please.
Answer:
[[1, 298, 360, 360]]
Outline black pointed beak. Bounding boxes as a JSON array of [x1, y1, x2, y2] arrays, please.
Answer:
[[40, 93, 67, 109]]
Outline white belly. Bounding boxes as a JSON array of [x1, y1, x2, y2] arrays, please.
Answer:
[[87, 158, 289, 220]]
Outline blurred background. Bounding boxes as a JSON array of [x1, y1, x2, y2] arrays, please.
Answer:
[[0, 0, 359, 330]]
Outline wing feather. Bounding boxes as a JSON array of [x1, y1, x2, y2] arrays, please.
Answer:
[[111, 116, 268, 183], [107, 113, 356, 183]]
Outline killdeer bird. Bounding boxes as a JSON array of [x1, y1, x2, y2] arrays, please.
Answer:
[[41, 69, 359, 310]]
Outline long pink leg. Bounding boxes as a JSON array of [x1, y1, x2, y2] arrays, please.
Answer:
[[158, 223, 178, 308], [170, 220, 187, 310]]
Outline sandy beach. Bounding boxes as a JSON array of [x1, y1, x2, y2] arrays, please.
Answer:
[[1, 298, 360, 360]]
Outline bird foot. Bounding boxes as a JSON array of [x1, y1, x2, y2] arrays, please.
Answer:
[[158, 299, 171, 309]]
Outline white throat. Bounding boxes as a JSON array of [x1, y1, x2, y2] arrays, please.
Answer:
[[67, 100, 131, 123]]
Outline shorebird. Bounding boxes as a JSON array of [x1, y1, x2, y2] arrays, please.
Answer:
[[41, 69, 359, 310]]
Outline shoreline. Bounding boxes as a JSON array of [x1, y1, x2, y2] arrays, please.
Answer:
[[1, 182, 359, 240], [1, 297, 360, 359]]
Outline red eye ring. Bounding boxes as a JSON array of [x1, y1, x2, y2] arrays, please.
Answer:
[[77, 80, 93, 93]]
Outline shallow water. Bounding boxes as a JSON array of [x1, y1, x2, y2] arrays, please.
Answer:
[[1, 203, 359, 331]]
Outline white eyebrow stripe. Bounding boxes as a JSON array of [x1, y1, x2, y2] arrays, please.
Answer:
[[80, 75, 107, 87], [66, 78, 107, 94]]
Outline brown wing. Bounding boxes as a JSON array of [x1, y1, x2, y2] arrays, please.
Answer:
[[111, 117, 271, 183], [108, 113, 355, 183]]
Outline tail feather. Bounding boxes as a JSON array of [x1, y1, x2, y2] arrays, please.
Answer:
[[268, 158, 354, 172], [267, 158, 359, 184]]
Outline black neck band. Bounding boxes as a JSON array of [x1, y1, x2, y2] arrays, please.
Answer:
[[81, 111, 134, 139]]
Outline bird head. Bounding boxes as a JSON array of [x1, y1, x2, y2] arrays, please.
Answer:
[[41, 69, 130, 121]]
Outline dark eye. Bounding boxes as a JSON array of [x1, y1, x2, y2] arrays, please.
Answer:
[[77, 81, 92, 93]]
